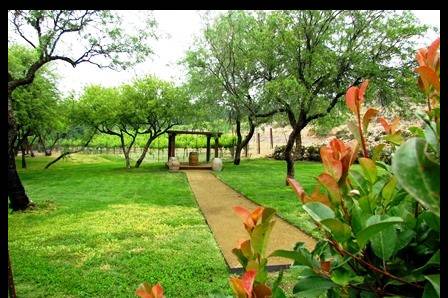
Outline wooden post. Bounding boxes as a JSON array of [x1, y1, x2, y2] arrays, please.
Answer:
[[214, 136, 219, 158], [167, 133, 173, 161], [171, 134, 176, 158], [270, 127, 273, 149], [257, 133, 261, 154], [206, 135, 211, 162]]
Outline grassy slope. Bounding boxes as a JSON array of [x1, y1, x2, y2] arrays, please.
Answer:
[[216, 159, 324, 239], [9, 154, 230, 298]]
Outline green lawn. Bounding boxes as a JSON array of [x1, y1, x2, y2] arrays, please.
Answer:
[[216, 158, 324, 239], [9, 154, 231, 298], [9, 154, 321, 297]]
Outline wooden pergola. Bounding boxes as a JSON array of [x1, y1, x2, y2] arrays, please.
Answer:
[[166, 130, 223, 163]]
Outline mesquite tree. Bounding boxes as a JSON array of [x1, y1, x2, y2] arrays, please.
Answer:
[[258, 10, 427, 180], [124, 76, 191, 168], [185, 11, 284, 165], [8, 44, 62, 167], [7, 10, 155, 210], [77, 85, 141, 169]]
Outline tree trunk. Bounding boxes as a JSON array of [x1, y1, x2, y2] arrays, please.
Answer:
[[284, 125, 304, 183], [234, 117, 256, 165], [21, 145, 26, 169], [293, 131, 303, 160], [119, 133, 132, 169], [8, 94, 31, 211], [135, 136, 156, 168], [45, 134, 94, 169]]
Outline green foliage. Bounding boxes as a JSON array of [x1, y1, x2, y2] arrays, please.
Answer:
[[274, 37, 439, 297]]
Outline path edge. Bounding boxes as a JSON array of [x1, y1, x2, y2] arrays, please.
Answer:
[[212, 171, 318, 243], [182, 170, 234, 273]]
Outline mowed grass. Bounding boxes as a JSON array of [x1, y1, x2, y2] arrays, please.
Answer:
[[9, 154, 231, 298], [216, 158, 324, 239]]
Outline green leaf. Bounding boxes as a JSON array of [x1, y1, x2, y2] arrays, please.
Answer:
[[350, 202, 367, 234], [384, 132, 404, 145], [418, 211, 440, 232], [293, 276, 336, 296], [261, 207, 276, 223], [272, 287, 287, 298], [251, 221, 275, 255], [317, 173, 342, 205], [372, 144, 385, 161], [270, 249, 317, 269], [370, 224, 397, 260], [272, 270, 285, 297], [395, 229, 415, 252], [347, 121, 362, 145], [424, 275, 440, 297], [409, 126, 425, 138], [392, 138, 440, 217], [381, 176, 397, 204], [320, 218, 352, 242], [414, 250, 440, 273], [423, 281, 439, 298], [356, 216, 403, 249], [359, 158, 377, 184], [349, 170, 369, 195], [375, 160, 391, 173], [303, 202, 335, 222], [424, 121, 439, 156], [330, 268, 363, 287]]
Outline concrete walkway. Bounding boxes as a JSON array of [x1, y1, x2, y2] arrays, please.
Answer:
[[184, 170, 316, 270]]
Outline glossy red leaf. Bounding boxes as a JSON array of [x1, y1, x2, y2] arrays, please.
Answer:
[[253, 284, 273, 298], [320, 261, 332, 274], [241, 269, 257, 296], [358, 80, 369, 103], [345, 86, 359, 114], [317, 173, 342, 204], [230, 277, 249, 298], [136, 282, 165, 298], [362, 108, 379, 132], [427, 37, 440, 68], [309, 185, 332, 206], [287, 177, 306, 202], [416, 66, 440, 93], [378, 117, 391, 134], [151, 284, 164, 298], [250, 207, 264, 224], [320, 146, 343, 181], [390, 117, 400, 134], [416, 48, 428, 67], [234, 206, 251, 220]]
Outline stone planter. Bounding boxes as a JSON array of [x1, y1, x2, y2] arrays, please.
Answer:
[[212, 158, 223, 172], [169, 159, 180, 171]]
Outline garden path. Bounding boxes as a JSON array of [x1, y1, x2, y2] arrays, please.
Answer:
[[184, 170, 316, 271]]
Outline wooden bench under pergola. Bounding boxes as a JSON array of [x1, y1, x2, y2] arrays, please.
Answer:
[[166, 130, 223, 169]]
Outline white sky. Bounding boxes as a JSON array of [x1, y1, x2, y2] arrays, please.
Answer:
[[11, 10, 440, 97]]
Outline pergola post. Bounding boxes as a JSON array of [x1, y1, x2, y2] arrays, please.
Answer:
[[168, 133, 176, 160], [171, 134, 176, 158], [214, 136, 219, 158], [206, 135, 211, 162]]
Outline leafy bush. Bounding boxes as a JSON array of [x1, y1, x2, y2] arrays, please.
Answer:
[[274, 37, 439, 297], [271, 145, 322, 162]]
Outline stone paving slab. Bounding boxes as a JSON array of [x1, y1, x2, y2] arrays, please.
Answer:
[[184, 170, 316, 270]]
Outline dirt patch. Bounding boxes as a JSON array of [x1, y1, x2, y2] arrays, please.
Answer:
[[184, 170, 316, 270]]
